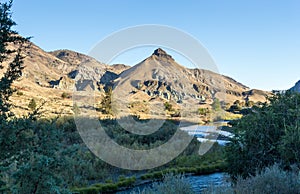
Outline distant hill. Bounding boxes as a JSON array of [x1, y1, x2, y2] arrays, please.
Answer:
[[290, 80, 300, 93], [2, 40, 270, 119], [102, 48, 270, 120], [108, 48, 269, 104]]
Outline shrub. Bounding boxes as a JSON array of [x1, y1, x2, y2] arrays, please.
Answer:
[[16, 91, 23, 96], [72, 103, 80, 114], [139, 173, 194, 194], [226, 91, 300, 180], [105, 179, 113, 183], [100, 86, 113, 114], [164, 102, 173, 111], [198, 107, 209, 116], [211, 98, 222, 111], [28, 98, 37, 110], [203, 164, 300, 194], [61, 92, 70, 99], [234, 164, 300, 194], [73, 187, 99, 194]]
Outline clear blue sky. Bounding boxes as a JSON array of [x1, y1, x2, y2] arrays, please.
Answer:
[[11, 0, 300, 91]]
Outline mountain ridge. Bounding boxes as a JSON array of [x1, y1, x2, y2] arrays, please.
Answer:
[[3, 40, 271, 119], [290, 80, 300, 93]]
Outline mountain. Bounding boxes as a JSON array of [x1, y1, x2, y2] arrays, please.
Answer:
[[110, 48, 267, 103], [290, 80, 300, 92], [3, 41, 270, 119], [3, 45, 109, 117], [104, 48, 270, 120]]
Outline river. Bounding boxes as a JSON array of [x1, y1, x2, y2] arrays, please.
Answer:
[[180, 124, 233, 145], [117, 124, 231, 193], [117, 172, 228, 193]]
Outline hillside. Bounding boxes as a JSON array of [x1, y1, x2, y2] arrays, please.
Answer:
[[290, 80, 300, 93], [3, 42, 270, 120], [102, 48, 270, 121]]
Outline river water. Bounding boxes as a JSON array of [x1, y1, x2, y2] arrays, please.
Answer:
[[181, 124, 233, 145], [118, 124, 231, 193], [117, 172, 228, 193], [187, 172, 229, 193]]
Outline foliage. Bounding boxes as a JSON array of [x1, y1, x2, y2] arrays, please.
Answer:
[[72, 176, 136, 194], [0, 0, 29, 118], [28, 98, 37, 110], [228, 103, 242, 113], [203, 164, 300, 194], [61, 92, 70, 99], [211, 98, 221, 111], [72, 103, 80, 115], [137, 174, 194, 194], [198, 107, 210, 116], [0, 2, 75, 192], [100, 86, 113, 114], [226, 91, 300, 180], [0, 118, 74, 193], [16, 91, 23, 96], [0, 1, 227, 193], [164, 102, 173, 111]]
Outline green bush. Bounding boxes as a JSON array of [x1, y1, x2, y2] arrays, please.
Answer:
[[61, 92, 70, 99], [100, 183, 118, 192], [198, 107, 210, 116], [211, 98, 222, 111], [105, 179, 113, 183], [28, 98, 37, 110], [16, 91, 23, 96], [164, 102, 173, 111], [226, 91, 300, 180], [73, 187, 99, 194], [203, 164, 300, 194]]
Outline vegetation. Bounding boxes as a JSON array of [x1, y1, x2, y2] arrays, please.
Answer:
[[61, 92, 70, 99], [0, 2, 75, 192], [211, 98, 221, 111], [72, 103, 80, 115], [0, 0, 29, 119], [198, 107, 210, 116], [6, 1, 300, 193], [203, 164, 300, 194], [28, 98, 37, 110], [16, 91, 23, 96], [164, 101, 173, 111], [137, 174, 194, 194], [73, 176, 136, 193], [100, 86, 113, 114], [226, 91, 300, 180]]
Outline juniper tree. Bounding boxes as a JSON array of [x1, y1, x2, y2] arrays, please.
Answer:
[[0, 0, 29, 119]]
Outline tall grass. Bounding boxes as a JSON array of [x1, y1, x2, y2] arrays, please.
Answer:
[[133, 173, 194, 194], [203, 164, 300, 194]]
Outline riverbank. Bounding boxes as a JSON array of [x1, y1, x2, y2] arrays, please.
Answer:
[[72, 157, 227, 193]]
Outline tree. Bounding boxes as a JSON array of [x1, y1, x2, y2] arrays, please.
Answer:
[[0, 1, 72, 192], [226, 91, 300, 180], [211, 98, 221, 111], [0, 0, 29, 119], [101, 86, 113, 114]]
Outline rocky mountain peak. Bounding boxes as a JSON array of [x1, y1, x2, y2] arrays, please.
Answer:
[[151, 48, 174, 61]]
